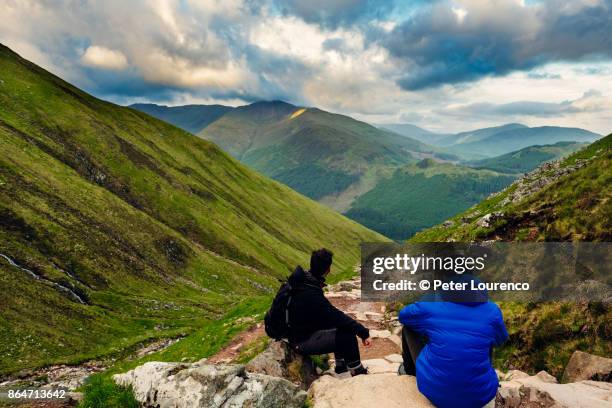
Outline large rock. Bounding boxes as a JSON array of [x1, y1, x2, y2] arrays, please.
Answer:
[[361, 358, 400, 375], [563, 351, 612, 383], [497, 370, 612, 408], [308, 373, 434, 408], [113, 361, 306, 408], [245, 341, 316, 388]]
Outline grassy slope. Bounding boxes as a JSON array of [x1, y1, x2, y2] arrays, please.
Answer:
[[0, 44, 386, 375], [411, 135, 611, 377], [129, 103, 233, 134], [466, 141, 586, 174], [346, 159, 516, 240], [199, 102, 440, 206]]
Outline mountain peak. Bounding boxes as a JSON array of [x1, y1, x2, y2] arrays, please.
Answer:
[[246, 100, 296, 109]]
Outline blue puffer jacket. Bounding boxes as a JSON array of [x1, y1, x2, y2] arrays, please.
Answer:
[[399, 299, 508, 408]]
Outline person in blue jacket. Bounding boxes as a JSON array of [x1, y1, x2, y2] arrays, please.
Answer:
[[398, 274, 508, 408]]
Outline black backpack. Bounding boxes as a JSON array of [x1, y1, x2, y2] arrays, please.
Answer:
[[264, 280, 293, 340]]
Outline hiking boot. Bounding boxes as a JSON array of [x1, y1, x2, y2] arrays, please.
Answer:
[[351, 365, 368, 376], [334, 360, 348, 374]]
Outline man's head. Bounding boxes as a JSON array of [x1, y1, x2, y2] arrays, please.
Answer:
[[310, 248, 333, 279]]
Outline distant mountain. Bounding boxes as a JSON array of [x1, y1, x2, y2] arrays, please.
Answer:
[[345, 159, 515, 240], [130, 103, 233, 134], [0, 44, 384, 375], [378, 123, 450, 145], [438, 123, 528, 147], [199, 101, 441, 208], [379, 123, 600, 159], [447, 125, 600, 158], [466, 141, 587, 174]]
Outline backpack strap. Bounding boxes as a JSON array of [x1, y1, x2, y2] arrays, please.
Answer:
[[285, 295, 292, 329]]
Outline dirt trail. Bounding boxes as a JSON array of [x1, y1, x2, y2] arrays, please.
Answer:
[[208, 323, 265, 364]]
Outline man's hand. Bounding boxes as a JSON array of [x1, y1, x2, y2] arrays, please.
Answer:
[[362, 338, 372, 347]]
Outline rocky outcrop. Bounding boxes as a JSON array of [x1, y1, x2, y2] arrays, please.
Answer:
[[497, 370, 612, 408], [499, 159, 589, 206], [562, 351, 612, 383], [475, 211, 504, 228], [245, 341, 316, 388], [308, 373, 434, 408], [113, 361, 306, 408]]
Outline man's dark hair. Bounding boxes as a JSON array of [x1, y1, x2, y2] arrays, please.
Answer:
[[310, 248, 333, 278]]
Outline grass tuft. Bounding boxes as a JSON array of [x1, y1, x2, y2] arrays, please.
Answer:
[[79, 375, 138, 408]]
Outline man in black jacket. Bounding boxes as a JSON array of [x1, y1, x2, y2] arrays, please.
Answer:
[[288, 248, 370, 376]]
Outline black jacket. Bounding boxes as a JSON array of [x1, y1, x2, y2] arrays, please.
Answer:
[[287, 266, 369, 343]]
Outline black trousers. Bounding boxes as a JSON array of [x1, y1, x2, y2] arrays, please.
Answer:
[[292, 328, 362, 368], [402, 326, 427, 375]]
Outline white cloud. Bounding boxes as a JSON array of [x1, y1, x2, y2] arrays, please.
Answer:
[[81, 46, 128, 70]]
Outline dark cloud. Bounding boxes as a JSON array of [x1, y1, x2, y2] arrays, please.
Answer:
[[383, 0, 612, 90], [274, 0, 395, 29], [79, 67, 185, 102]]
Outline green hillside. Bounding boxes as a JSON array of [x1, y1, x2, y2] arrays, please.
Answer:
[[0, 44, 386, 375], [129, 103, 233, 134], [413, 134, 611, 242], [411, 135, 612, 377], [346, 159, 515, 240], [466, 141, 586, 174], [199, 101, 442, 209]]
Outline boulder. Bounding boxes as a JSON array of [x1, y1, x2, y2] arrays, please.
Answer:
[[384, 354, 404, 364], [113, 361, 306, 408], [245, 341, 316, 388], [497, 371, 612, 408], [369, 329, 392, 339], [361, 358, 399, 375], [563, 351, 612, 383], [308, 373, 434, 408]]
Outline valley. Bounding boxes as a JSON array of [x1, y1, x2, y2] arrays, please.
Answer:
[[135, 102, 599, 240]]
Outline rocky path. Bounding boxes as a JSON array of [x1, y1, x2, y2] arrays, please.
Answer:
[[325, 277, 403, 374], [208, 322, 265, 364]]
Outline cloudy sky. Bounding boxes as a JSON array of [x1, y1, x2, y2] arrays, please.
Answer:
[[1, 0, 611, 133]]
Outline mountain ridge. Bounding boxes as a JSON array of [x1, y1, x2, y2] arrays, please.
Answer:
[[128, 103, 233, 134], [466, 141, 586, 174], [198, 101, 441, 210]]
